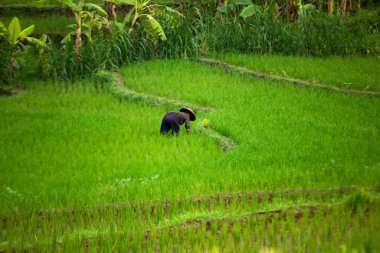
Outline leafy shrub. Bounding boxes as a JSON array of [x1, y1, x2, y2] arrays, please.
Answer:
[[10, 3, 378, 81]]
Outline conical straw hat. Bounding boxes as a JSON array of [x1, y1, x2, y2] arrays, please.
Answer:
[[180, 108, 196, 121]]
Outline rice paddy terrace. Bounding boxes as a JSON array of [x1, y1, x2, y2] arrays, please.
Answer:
[[1, 57, 379, 252]]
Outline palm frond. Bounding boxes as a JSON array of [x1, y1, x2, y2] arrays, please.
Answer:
[[141, 14, 167, 41]]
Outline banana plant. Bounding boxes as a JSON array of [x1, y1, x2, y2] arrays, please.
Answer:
[[216, 0, 262, 21], [60, 0, 108, 56], [0, 17, 47, 81], [106, 0, 184, 41], [239, 1, 262, 20], [0, 17, 47, 48], [297, 0, 316, 18]]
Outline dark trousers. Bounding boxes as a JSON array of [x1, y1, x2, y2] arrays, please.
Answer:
[[160, 112, 180, 135]]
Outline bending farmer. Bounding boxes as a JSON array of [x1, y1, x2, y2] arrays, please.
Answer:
[[160, 108, 196, 135]]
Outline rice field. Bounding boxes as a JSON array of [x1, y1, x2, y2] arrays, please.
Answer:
[[1, 57, 379, 251], [212, 53, 380, 92], [2, 189, 379, 251]]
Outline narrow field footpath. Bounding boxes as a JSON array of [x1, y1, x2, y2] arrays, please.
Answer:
[[197, 58, 380, 97]]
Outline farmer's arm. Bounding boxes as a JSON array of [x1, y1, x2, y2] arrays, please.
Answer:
[[185, 118, 191, 134]]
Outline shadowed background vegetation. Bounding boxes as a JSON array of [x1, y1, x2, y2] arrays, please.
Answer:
[[0, 0, 379, 82]]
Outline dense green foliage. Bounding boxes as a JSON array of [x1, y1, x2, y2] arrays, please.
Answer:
[[1, 2, 379, 82]]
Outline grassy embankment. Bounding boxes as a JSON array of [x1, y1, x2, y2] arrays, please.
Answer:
[[212, 53, 380, 92]]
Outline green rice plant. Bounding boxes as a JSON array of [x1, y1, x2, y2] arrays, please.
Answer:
[[1, 57, 380, 251], [123, 59, 380, 192], [3, 81, 223, 211], [3, 189, 367, 250], [218, 221, 228, 249], [45, 204, 380, 251], [209, 53, 380, 92], [159, 228, 169, 252], [231, 221, 241, 248]]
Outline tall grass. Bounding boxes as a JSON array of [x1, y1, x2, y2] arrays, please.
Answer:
[[205, 8, 379, 56], [37, 15, 206, 80], [1, 4, 378, 83], [48, 7, 379, 80]]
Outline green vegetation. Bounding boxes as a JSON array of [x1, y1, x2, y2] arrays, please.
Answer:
[[0, 0, 379, 251], [1, 63, 380, 249], [1, 190, 379, 251], [0, 17, 47, 84], [212, 53, 380, 91], [0, 81, 222, 212], [204, 7, 380, 56], [1, 59, 379, 213], [1, 1, 379, 83], [0, 15, 73, 35], [122, 59, 380, 153], [0, 0, 103, 6]]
